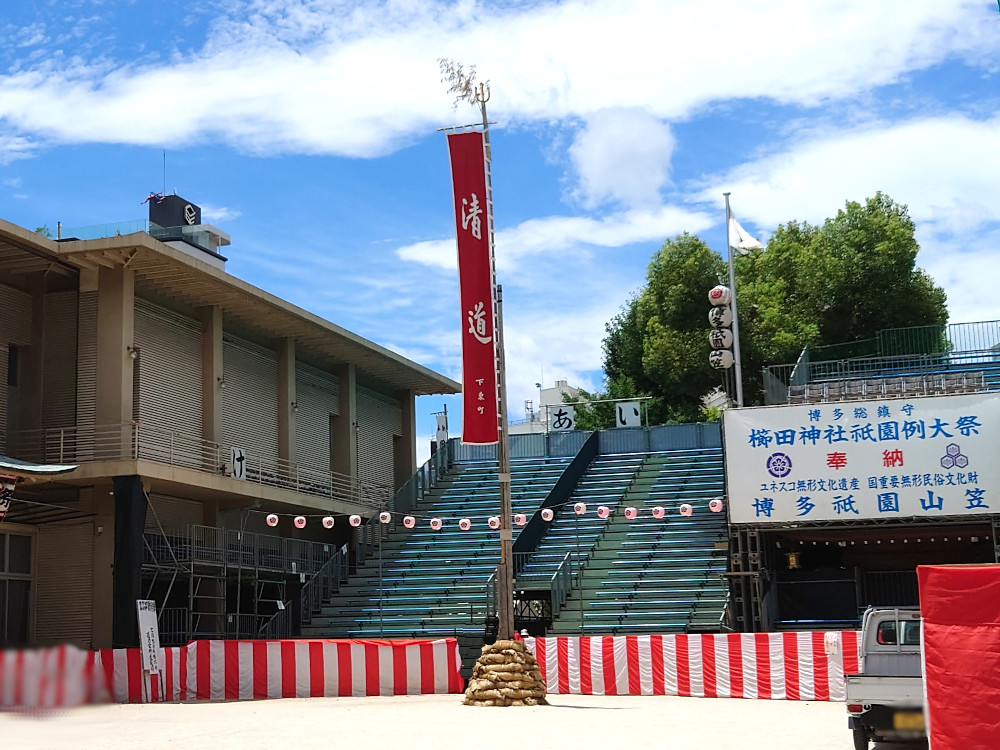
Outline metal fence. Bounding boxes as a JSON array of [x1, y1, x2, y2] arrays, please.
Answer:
[[550, 552, 574, 619], [765, 349, 1000, 405], [451, 423, 722, 463], [143, 524, 336, 578], [11, 422, 390, 508]]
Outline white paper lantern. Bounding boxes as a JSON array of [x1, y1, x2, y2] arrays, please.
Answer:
[[709, 349, 735, 370], [322, 516, 335, 529], [708, 306, 733, 328], [709, 498, 724, 513], [430, 517, 443, 531], [709, 329, 734, 349], [459, 518, 472, 531], [514, 513, 527, 527], [624, 507, 637, 520], [708, 285, 731, 306], [349, 514, 362, 527], [379, 511, 392, 524], [573, 502, 586, 515], [403, 515, 416, 529], [265, 513, 279, 527], [652, 506, 665, 519], [597, 505, 610, 519], [679, 503, 694, 517], [488, 516, 501, 530], [293, 515, 307, 529], [541, 508, 554, 522]]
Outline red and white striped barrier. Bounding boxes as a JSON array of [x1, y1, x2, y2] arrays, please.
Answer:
[[100, 637, 463, 703], [525, 632, 860, 700], [0, 644, 109, 708]]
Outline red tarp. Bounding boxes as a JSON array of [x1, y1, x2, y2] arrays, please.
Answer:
[[918, 564, 1000, 749]]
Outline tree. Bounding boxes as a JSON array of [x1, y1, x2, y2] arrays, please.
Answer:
[[34, 225, 52, 238], [598, 233, 727, 423], [597, 193, 948, 417]]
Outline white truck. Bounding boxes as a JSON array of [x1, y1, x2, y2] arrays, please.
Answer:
[[845, 607, 925, 749]]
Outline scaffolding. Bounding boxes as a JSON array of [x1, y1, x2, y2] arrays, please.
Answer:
[[142, 522, 341, 645]]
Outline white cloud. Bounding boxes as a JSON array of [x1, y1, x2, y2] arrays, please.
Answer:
[[0, 1, 993, 156], [200, 204, 242, 222], [694, 113, 1000, 322], [568, 108, 675, 209], [397, 204, 713, 271], [918, 228, 1000, 324], [696, 114, 1000, 234], [0, 133, 35, 164]]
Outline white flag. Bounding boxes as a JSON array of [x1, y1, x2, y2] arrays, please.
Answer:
[[729, 216, 763, 254]]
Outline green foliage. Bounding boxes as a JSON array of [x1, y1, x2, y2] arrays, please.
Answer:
[[598, 193, 949, 417], [34, 225, 53, 238], [603, 233, 726, 422], [700, 405, 723, 423]]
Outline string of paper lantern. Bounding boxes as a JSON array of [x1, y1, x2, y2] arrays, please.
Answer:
[[254, 497, 724, 530]]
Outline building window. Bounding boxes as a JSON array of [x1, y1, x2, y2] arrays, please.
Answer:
[[0, 532, 33, 647], [7, 345, 18, 387]]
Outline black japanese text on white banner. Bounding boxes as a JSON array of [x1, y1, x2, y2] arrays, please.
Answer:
[[724, 393, 999, 524]]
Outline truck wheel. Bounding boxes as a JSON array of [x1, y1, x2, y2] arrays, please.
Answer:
[[852, 727, 869, 750]]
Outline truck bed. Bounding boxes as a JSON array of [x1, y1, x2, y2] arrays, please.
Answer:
[[845, 673, 923, 705]]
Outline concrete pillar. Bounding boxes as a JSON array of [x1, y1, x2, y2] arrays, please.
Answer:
[[277, 338, 296, 464], [91, 481, 115, 650], [19, 273, 46, 434], [331, 364, 357, 482], [394, 389, 417, 490], [198, 306, 223, 445], [95, 267, 135, 456]]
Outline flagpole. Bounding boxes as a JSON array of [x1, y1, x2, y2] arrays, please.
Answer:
[[478, 83, 515, 642], [724, 192, 745, 408]]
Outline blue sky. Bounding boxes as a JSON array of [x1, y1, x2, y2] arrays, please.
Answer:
[[2, 1, 999, 461]]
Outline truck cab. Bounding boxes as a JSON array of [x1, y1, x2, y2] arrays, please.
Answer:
[[845, 607, 925, 749]]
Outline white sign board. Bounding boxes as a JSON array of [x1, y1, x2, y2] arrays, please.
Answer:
[[724, 393, 1000, 524], [135, 599, 162, 675], [230, 447, 246, 480], [435, 414, 448, 447], [616, 401, 641, 428], [549, 405, 575, 431]]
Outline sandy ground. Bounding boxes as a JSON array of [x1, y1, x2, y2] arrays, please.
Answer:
[[0, 694, 927, 750]]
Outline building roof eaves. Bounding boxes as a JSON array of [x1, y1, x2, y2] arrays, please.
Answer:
[[51, 231, 461, 396]]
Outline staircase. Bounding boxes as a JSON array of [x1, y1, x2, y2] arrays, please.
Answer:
[[301, 456, 571, 640], [549, 448, 729, 635], [515, 454, 645, 589]]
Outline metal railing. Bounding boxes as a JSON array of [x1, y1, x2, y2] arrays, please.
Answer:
[[806, 320, 1000, 362], [157, 607, 190, 646], [299, 545, 350, 629], [385, 441, 453, 518], [144, 524, 336, 577], [10, 422, 391, 508], [258, 544, 351, 639], [765, 349, 1000, 405], [486, 551, 576, 621], [550, 552, 574, 619]]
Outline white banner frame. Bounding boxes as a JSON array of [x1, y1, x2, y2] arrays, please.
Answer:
[[724, 393, 1000, 525]]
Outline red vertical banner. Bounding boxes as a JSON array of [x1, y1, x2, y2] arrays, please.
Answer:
[[447, 131, 498, 445], [919, 564, 1000, 750]]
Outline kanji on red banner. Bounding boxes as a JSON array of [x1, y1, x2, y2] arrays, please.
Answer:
[[447, 131, 498, 445]]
